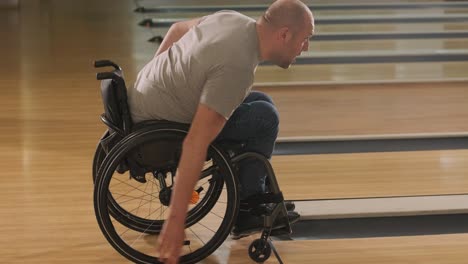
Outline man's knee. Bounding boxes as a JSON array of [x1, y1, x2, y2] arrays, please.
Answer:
[[249, 91, 275, 105], [250, 101, 279, 132]]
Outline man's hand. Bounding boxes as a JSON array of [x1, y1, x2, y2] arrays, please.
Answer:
[[156, 214, 186, 264]]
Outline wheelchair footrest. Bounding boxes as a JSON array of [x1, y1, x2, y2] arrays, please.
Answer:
[[241, 192, 284, 209]]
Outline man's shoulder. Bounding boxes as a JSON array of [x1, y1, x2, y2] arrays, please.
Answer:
[[188, 11, 259, 68], [204, 10, 254, 23]]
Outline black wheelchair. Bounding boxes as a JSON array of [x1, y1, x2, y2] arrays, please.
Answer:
[[92, 60, 292, 263]]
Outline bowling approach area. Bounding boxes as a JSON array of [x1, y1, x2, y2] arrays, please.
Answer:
[[2, 0, 468, 263]]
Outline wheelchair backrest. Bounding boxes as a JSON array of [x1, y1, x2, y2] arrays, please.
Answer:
[[100, 70, 132, 135], [94, 60, 133, 155], [94, 61, 190, 179]]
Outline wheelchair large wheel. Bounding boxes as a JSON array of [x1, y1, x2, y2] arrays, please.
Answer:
[[94, 127, 239, 264], [92, 138, 106, 183], [93, 129, 230, 234]]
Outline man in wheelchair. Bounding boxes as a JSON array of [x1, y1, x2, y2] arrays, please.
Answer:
[[127, 0, 314, 262]]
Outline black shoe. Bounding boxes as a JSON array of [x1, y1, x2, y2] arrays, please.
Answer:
[[231, 210, 300, 240], [284, 201, 295, 211]]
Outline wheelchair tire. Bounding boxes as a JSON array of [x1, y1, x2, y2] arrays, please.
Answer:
[[94, 125, 239, 264], [92, 138, 106, 183], [93, 129, 230, 234], [248, 239, 272, 263]]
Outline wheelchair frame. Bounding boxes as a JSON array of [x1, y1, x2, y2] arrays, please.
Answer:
[[93, 60, 290, 263]]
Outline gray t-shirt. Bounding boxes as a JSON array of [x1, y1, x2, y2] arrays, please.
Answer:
[[128, 11, 260, 124]]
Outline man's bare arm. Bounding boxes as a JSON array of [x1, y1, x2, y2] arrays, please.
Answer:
[[155, 18, 202, 57], [168, 104, 226, 221]]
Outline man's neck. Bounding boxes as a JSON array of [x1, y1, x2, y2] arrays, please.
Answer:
[[255, 21, 271, 62]]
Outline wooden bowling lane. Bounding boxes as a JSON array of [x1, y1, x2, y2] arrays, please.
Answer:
[[4, 97, 467, 262], [139, 0, 468, 6], [150, 20, 468, 33], [147, 8, 468, 20], [315, 8, 468, 16], [254, 62, 468, 84], [140, 0, 460, 6], [143, 16, 468, 33], [225, 234, 468, 264], [254, 82, 468, 138], [0, 134, 99, 263], [8, 225, 468, 264], [317, 22, 468, 33], [272, 150, 468, 200], [310, 38, 468, 52], [3, 145, 466, 264]]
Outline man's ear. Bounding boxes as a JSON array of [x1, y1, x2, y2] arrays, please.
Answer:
[[277, 27, 292, 44]]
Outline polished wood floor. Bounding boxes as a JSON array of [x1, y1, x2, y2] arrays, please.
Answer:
[[309, 39, 468, 52], [254, 63, 468, 84], [274, 150, 468, 200], [2, 0, 468, 263], [317, 22, 468, 33], [256, 82, 468, 137], [152, 9, 468, 20], [230, 234, 468, 264], [6, 232, 468, 264]]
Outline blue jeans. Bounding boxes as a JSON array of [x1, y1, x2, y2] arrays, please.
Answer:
[[215, 91, 279, 200]]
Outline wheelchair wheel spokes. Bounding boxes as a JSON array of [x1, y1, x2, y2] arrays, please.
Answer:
[[99, 160, 233, 263], [185, 163, 225, 226], [94, 129, 239, 264], [108, 171, 168, 227], [104, 192, 230, 262], [106, 160, 225, 233]]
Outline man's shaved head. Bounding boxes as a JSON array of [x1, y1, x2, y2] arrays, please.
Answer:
[[262, 0, 313, 33], [256, 0, 314, 68]]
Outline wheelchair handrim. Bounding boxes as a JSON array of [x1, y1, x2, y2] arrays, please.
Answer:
[[94, 128, 239, 264]]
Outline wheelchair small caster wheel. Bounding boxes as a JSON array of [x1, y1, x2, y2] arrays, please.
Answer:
[[248, 239, 271, 262]]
